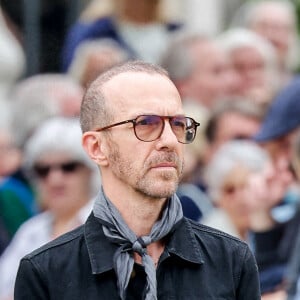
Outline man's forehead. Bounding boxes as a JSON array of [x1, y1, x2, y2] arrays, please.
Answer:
[[100, 71, 182, 115], [104, 71, 168, 86], [101, 71, 176, 98]]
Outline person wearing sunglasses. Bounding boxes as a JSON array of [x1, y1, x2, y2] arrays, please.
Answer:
[[0, 117, 99, 300], [15, 61, 260, 299]]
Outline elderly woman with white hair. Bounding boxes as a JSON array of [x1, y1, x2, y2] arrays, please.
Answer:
[[202, 139, 274, 241], [217, 28, 280, 109], [202, 139, 297, 296], [230, 0, 299, 84], [0, 117, 100, 300]]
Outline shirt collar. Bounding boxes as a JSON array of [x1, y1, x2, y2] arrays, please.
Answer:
[[84, 212, 117, 274]]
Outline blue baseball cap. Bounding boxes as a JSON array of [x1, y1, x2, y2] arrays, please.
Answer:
[[254, 76, 300, 142]]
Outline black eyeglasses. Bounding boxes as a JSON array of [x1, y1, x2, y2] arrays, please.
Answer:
[[33, 161, 83, 179], [93, 115, 200, 144]]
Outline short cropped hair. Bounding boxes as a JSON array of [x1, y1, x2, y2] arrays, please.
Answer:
[[80, 60, 169, 133]]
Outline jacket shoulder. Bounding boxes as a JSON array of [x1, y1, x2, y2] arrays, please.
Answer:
[[186, 217, 248, 246], [23, 225, 84, 260]]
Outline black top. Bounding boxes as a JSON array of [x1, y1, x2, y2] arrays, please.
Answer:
[[15, 212, 260, 299]]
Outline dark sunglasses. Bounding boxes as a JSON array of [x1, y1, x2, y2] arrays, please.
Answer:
[[33, 161, 83, 179], [222, 183, 247, 195], [92, 115, 200, 144]]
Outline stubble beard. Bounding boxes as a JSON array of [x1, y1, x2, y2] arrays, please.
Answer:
[[108, 141, 183, 199]]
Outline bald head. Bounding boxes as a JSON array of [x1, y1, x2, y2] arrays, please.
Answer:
[[80, 60, 171, 133]]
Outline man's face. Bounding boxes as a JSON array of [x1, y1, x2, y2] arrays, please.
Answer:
[[230, 47, 267, 95], [209, 111, 261, 158], [251, 3, 295, 66], [247, 161, 281, 211], [219, 164, 254, 231], [34, 152, 92, 214], [101, 72, 185, 199], [262, 130, 299, 164], [260, 129, 300, 191], [185, 41, 231, 108]]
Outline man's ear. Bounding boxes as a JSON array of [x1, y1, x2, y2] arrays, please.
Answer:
[[82, 131, 109, 166]]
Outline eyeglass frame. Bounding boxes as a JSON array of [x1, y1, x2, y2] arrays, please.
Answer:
[[91, 114, 200, 144]]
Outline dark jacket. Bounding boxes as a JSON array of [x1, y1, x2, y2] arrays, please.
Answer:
[[15, 213, 260, 299]]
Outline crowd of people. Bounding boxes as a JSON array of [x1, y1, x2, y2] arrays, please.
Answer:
[[0, 0, 300, 299]]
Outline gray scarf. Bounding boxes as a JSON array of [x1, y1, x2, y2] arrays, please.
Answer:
[[93, 188, 183, 300]]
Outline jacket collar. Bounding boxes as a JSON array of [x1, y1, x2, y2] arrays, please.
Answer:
[[166, 218, 204, 265], [84, 212, 204, 275]]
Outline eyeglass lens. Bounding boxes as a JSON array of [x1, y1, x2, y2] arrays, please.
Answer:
[[33, 161, 82, 179], [134, 115, 197, 144]]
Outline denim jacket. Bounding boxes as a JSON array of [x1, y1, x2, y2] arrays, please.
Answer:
[[15, 213, 260, 299]]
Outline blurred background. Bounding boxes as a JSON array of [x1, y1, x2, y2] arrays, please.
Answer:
[[1, 1, 300, 299], [1, 0, 293, 75]]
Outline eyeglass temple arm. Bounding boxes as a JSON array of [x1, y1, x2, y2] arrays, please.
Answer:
[[93, 119, 134, 132]]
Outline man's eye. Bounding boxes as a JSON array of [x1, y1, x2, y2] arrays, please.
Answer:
[[137, 116, 160, 126], [172, 119, 186, 128], [138, 119, 153, 126]]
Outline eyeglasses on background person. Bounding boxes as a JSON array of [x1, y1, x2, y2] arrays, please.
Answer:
[[22, 117, 100, 198], [33, 161, 83, 179], [92, 115, 200, 144]]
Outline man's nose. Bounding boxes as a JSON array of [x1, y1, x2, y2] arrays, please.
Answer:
[[156, 121, 179, 147]]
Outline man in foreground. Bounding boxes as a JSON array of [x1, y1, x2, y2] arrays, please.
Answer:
[[14, 61, 260, 299]]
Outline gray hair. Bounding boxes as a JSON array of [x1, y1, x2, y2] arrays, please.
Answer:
[[9, 74, 83, 148], [205, 140, 270, 202], [230, 0, 298, 71], [67, 38, 130, 86], [23, 117, 100, 195], [217, 28, 280, 93], [23, 117, 93, 170], [160, 31, 211, 82], [80, 60, 169, 133], [230, 0, 296, 30], [218, 28, 277, 63]]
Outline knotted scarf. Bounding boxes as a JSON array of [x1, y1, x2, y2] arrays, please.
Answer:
[[93, 188, 183, 300]]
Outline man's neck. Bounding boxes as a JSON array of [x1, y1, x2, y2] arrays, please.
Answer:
[[103, 185, 167, 236]]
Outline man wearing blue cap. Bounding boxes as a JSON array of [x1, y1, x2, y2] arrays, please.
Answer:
[[254, 76, 300, 222], [254, 76, 300, 167], [252, 76, 300, 296]]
